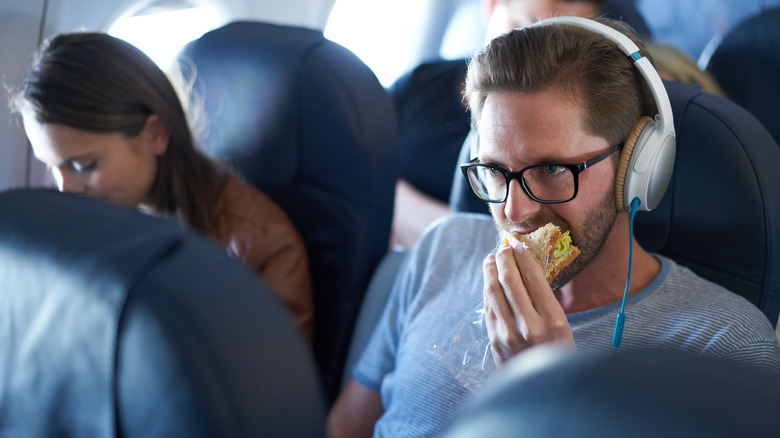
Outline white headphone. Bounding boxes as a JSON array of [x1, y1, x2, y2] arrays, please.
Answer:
[[470, 16, 676, 212]]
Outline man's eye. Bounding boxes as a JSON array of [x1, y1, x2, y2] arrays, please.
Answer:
[[487, 166, 503, 176], [543, 165, 566, 176]]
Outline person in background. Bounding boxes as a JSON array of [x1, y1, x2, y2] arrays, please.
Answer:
[[11, 31, 314, 343], [390, 0, 605, 250], [328, 17, 779, 437]]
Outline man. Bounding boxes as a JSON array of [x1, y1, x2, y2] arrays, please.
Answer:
[[390, 0, 609, 250], [328, 18, 780, 437]]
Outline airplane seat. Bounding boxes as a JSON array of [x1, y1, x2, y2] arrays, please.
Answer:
[[175, 21, 400, 403], [0, 189, 325, 437], [340, 248, 409, 389], [447, 346, 780, 437], [450, 80, 780, 327], [705, 6, 780, 147]]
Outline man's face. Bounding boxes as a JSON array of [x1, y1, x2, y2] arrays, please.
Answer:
[[478, 88, 618, 287]]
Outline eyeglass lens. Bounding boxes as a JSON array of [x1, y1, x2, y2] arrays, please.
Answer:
[[469, 164, 575, 202]]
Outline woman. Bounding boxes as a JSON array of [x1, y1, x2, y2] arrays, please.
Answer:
[[12, 31, 314, 342]]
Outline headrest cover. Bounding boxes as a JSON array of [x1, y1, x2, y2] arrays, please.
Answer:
[[0, 189, 184, 436], [449, 346, 780, 437], [178, 22, 325, 186], [0, 189, 326, 436]]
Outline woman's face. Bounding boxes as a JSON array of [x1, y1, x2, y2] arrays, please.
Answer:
[[23, 114, 168, 210]]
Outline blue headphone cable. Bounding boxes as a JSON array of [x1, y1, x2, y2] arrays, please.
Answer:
[[612, 197, 641, 351]]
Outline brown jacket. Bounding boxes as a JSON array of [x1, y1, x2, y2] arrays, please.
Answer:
[[209, 175, 313, 343]]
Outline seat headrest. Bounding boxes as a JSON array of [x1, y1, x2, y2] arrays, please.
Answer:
[[633, 81, 780, 326], [178, 21, 399, 191], [448, 346, 780, 438], [706, 6, 780, 146], [0, 189, 325, 436], [178, 21, 400, 402], [179, 21, 321, 185]]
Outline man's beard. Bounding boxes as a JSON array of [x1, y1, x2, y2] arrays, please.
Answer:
[[548, 188, 617, 289], [492, 185, 618, 289]]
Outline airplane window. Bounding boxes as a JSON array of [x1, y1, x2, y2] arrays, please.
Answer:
[[325, 0, 435, 87], [108, 5, 225, 69], [439, 0, 485, 60]]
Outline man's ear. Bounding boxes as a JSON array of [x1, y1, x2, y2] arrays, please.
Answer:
[[143, 114, 170, 156]]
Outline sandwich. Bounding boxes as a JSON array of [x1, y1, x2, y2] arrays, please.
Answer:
[[501, 223, 581, 282]]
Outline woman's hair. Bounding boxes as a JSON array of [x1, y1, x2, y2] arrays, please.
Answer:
[[11, 31, 223, 233], [644, 40, 727, 98], [464, 17, 656, 149]]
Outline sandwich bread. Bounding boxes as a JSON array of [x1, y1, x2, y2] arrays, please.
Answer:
[[501, 223, 581, 281]]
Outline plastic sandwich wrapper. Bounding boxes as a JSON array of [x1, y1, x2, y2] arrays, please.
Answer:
[[427, 231, 554, 392]]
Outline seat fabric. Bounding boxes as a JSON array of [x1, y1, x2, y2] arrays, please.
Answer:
[[706, 6, 780, 147], [448, 346, 780, 438], [177, 21, 400, 401], [0, 189, 325, 437]]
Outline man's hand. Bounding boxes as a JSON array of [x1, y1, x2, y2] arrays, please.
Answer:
[[482, 243, 576, 366]]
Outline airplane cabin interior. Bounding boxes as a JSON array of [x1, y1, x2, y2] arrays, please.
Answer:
[[1, 0, 779, 436]]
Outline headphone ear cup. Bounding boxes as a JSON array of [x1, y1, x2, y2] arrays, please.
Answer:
[[615, 116, 654, 212]]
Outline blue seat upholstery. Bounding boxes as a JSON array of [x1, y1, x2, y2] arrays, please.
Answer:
[[448, 346, 780, 438], [0, 189, 325, 437], [177, 21, 399, 401], [451, 80, 780, 326], [706, 6, 780, 147]]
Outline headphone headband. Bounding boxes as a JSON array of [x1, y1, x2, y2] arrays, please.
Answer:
[[468, 16, 676, 212], [527, 16, 676, 212], [535, 16, 675, 142]]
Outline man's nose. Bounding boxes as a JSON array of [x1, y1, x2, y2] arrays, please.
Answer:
[[504, 178, 542, 222]]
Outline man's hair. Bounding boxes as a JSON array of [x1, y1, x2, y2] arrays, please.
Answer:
[[464, 17, 655, 148]]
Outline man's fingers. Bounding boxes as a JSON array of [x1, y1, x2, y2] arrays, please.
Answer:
[[483, 246, 575, 362], [483, 253, 530, 365], [512, 247, 565, 319], [506, 245, 571, 345], [494, 245, 537, 321], [483, 253, 517, 328]]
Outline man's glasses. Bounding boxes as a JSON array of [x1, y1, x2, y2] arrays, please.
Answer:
[[460, 145, 621, 204]]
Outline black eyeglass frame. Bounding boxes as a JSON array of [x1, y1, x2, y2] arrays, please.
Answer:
[[460, 145, 622, 204]]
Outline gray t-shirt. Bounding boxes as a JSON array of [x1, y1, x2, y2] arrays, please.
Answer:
[[354, 213, 780, 437]]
